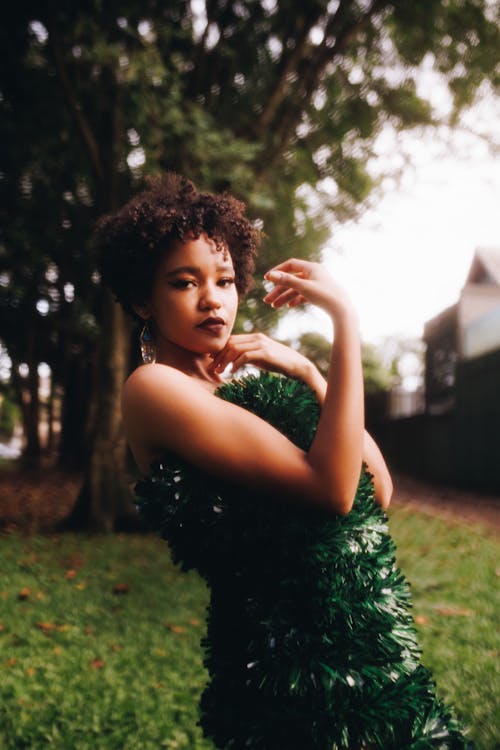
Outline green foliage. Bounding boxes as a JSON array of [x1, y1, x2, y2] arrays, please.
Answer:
[[388, 508, 499, 750], [0, 510, 497, 748], [296, 332, 332, 378], [0, 387, 20, 438], [1, 0, 497, 474], [362, 342, 393, 395], [281, 333, 394, 396]]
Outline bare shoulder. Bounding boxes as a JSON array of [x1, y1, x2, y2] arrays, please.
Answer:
[[122, 363, 212, 420], [124, 362, 190, 398], [121, 363, 328, 506]]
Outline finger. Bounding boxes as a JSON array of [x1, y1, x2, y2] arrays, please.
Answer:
[[268, 258, 312, 275], [230, 347, 267, 373], [267, 288, 301, 309], [263, 284, 289, 304], [286, 295, 307, 308], [210, 339, 259, 372], [264, 269, 311, 291]]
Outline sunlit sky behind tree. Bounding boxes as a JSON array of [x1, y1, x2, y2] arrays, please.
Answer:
[[278, 63, 499, 348]]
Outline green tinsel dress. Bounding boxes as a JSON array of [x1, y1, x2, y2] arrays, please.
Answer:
[[135, 373, 473, 750]]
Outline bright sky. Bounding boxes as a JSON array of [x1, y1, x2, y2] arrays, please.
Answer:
[[279, 79, 500, 347], [327, 132, 500, 344]]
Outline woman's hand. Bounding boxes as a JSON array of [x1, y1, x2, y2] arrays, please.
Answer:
[[264, 258, 355, 321], [208, 332, 317, 383]]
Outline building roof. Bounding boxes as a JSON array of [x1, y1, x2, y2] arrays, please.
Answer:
[[465, 246, 500, 286]]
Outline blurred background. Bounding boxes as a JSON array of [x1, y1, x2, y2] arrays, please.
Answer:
[[0, 4, 499, 749], [2, 0, 499, 530]]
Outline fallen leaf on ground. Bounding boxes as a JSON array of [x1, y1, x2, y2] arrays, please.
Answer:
[[90, 658, 105, 670], [165, 623, 186, 634], [112, 583, 129, 595], [26, 667, 36, 677], [414, 614, 429, 625], [65, 569, 77, 580], [188, 618, 202, 627], [74, 582, 86, 591], [6, 657, 17, 666], [35, 621, 56, 634], [17, 588, 31, 601]]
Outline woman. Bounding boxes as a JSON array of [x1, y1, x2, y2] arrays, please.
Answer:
[[97, 174, 473, 749]]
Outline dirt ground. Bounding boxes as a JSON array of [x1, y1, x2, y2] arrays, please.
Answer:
[[391, 471, 500, 535], [0, 466, 498, 535]]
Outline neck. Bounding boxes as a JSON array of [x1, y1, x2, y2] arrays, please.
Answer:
[[155, 339, 223, 386]]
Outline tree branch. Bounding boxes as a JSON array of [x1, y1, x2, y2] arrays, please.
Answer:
[[254, 5, 326, 135], [188, 0, 220, 98], [45, 17, 104, 185], [271, 0, 393, 157]]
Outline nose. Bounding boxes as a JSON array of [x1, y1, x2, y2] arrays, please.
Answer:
[[198, 281, 222, 310]]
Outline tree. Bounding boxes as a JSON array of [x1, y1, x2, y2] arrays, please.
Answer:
[[1, 0, 498, 528]]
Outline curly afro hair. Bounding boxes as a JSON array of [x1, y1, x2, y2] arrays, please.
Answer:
[[95, 174, 261, 316]]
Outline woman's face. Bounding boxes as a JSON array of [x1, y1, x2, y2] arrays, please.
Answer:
[[144, 233, 239, 357]]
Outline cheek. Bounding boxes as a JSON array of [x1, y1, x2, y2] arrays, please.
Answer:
[[229, 291, 239, 319]]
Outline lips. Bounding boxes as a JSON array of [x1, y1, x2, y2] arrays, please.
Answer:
[[197, 316, 226, 331]]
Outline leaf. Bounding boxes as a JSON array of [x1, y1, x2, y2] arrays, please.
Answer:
[[165, 623, 186, 634], [414, 614, 429, 625], [65, 569, 77, 580], [90, 658, 105, 670], [112, 583, 129, 595], [188, 618, 201, 627], [35, 621, 56, 634], [6, 657, 17, 667], [74, 582, 87, 591], [17, 588, 31, 600]]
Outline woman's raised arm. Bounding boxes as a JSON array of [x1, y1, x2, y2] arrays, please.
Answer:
[[123, 259, 365, 515]]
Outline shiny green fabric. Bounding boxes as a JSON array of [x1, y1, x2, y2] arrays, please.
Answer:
[[135, 372, 473, 749]]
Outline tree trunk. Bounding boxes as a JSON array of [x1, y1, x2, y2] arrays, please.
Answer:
[[21, 323, 41, 468], [60, 292, 137, 531], [58, 353, 92, 471]]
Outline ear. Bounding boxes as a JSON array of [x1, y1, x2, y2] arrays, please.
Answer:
[[132, 303, 151, 321]]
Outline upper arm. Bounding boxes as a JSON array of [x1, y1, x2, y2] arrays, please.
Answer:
[[362, 430, 393, 509], [123, 365, 325, 506]]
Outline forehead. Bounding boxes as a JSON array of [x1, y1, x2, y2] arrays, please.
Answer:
[[161, 234, 233, 271]]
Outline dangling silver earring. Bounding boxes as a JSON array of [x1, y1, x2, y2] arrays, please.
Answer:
[[140, 322, 156, 364]]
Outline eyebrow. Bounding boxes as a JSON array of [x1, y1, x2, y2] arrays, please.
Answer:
[[164, 264, 234, 277]]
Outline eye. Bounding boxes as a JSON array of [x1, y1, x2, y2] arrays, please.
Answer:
[[170, 278, 196, 289], [218, 277, 235, 287]]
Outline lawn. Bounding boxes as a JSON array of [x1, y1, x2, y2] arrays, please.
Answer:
[[0, 507, 498, 749]]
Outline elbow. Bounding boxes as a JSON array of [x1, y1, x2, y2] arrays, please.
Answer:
[[376, 471, 393, 510], [323, 486, 356, 516], [334, 493, 355, 516]]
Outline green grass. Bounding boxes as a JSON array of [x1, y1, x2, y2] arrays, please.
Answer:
[[0, 508, 498, 749]]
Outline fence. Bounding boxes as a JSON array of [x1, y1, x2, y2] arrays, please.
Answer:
[[373, 348, 500, 493]]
